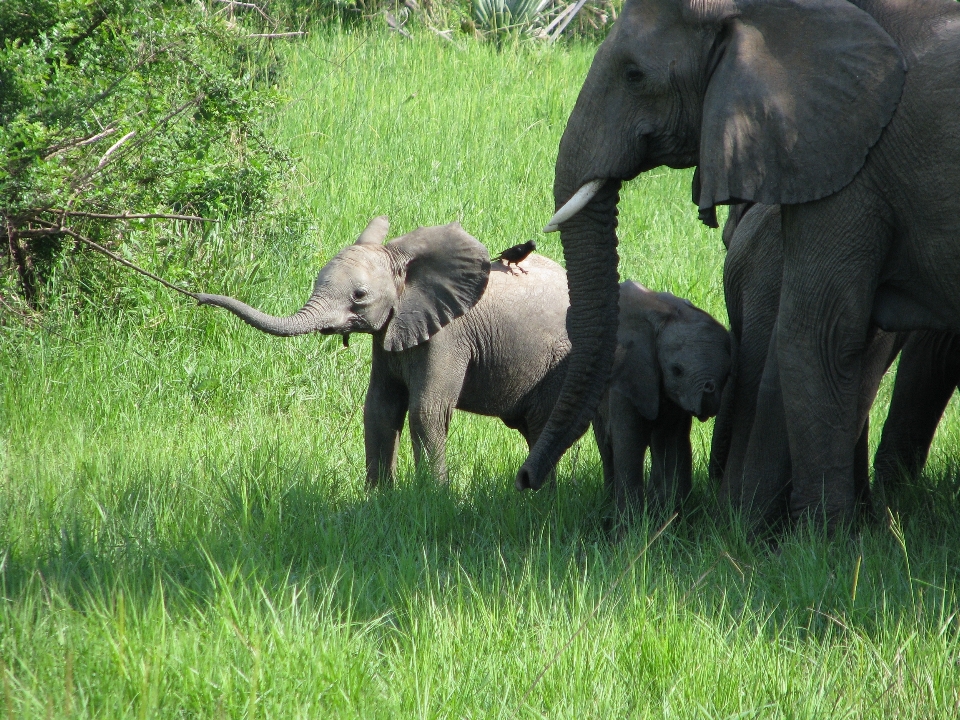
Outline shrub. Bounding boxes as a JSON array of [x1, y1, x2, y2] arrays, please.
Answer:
[[0, 0, 288, 307]]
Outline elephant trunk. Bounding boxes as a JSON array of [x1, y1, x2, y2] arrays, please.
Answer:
[[196, 292, 331, 337], [516, 180, 622, 490]]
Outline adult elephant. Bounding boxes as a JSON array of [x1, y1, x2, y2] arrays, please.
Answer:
[[516, 0, 960, 528], [711, 202, 902, 524]]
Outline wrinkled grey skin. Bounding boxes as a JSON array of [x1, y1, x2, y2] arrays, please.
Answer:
[[594, 281, 730, 522], [710, 203, 903, 524], [874, 331, 960, 500], [519, 0, 960, 530], [198, 217, 572, 485]]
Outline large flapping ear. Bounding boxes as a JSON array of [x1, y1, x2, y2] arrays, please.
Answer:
[[613, 283, 674, 421], [382, 223, 491, 352], [355, 215, 390, 245], [695, 0, 905, 224]]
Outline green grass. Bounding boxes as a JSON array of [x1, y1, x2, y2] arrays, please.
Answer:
[[3, 28, 960, 718]]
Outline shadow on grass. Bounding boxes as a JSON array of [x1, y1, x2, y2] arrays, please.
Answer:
[[3, 442, 960, 640]]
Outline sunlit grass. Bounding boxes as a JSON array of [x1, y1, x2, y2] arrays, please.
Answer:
[[2, 27, 960, 718]]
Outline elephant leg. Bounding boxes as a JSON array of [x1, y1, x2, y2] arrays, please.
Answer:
[[853, 418, 871, 518], [407, 356, 468, 483], [607, 393, 651, 525], [592, 400, 616, 498], [709, 334, 738, 483], [363, 366, 409, 488], [718, 305, 780, 506], [737, 322, 791, 527], [777, 197, 887, 528], [648, 406, 693, 515], [875, 330, 960, 499]]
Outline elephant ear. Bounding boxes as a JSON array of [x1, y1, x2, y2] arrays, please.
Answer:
[[613, 284, 669, 421], [382, 223, 491, 352], [694, 0, 906, 225], [355, 215, 390, 245]]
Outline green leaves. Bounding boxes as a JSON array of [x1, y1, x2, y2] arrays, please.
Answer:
[[0, 0, 287, 305]]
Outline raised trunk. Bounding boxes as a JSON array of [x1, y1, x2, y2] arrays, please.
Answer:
[[516, 181, 622, 490], [196, 292, 328, 337]]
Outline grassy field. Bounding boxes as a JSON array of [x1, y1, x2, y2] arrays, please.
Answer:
[[3, 28, 960, 718]]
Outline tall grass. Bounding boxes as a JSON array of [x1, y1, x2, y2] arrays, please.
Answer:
[[2, 28, 960, 717]]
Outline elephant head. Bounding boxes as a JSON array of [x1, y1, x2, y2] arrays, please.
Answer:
[[516, 0, 906, 489], [196, 216, 491, 350], [615, 282, 731, 422]]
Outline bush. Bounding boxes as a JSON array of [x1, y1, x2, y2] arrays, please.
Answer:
[[0, 0, 288, 306]]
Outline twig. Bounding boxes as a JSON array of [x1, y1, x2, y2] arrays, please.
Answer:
[[42, 210, 216, 223], [550, 0, 590, 42], [428, 26, 457, 44], [215, 0, 276, 25], [55, 226, 197, 299], [385, 12, 413, 39], [43, 127, 117, 161], [521, 514, 678, 705], [247, 32, 307, 38], [97, 131, 136, 168]]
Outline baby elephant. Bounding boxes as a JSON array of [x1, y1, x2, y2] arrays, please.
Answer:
[[593, 282, 731, 521], [197, 216, 571, 485]]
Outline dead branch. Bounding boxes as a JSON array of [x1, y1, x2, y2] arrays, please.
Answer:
[[385, 12, 413, 39], [43, 127, 117, 161], [96, 131, 136, 168], [550, 0, 590, 42], [53, 225, 197, 299], [247, 32, 307, 38], [214, 0, 276, 25], [42, 210, 216, 223]]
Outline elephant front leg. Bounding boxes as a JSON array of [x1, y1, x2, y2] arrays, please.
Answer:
[[408, 401, 456, 482], [648, 406, 693, 516], [737, 322, 792, 528], [777, 200, 886, 528], [364, 369, 409, 488], [406, 355, 467, 483], [608, 393, 651, 525]]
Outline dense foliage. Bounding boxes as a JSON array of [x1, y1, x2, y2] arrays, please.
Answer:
[[0, 0, 287, 305]]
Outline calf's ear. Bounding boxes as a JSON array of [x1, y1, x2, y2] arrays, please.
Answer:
[[382, 223, 491, 352], [693, 0, 905, 223]]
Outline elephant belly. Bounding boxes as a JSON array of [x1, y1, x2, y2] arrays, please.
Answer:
[[456, 343, 567, 420]]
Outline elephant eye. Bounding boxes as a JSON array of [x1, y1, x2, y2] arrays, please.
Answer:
[[352, 287, 368, 302], [670, 365, 683, 378], [625, 65, 644, 83]]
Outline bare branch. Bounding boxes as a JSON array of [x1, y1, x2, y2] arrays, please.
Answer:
[[550, 0, 591, 42], [42, 210, 216, 223], [247, 32, 307, 38], [54, 225, 197, 299], [97, 131, 136, 168], [43, 127, 117, 161], [214, 0, 276, 25]]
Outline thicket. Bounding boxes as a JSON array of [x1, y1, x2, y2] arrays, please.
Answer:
[[0, 0, 619, 316], [0, 0, 288, 309]]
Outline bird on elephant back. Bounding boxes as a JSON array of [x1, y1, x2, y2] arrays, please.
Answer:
[[516, 0, 960, 531]]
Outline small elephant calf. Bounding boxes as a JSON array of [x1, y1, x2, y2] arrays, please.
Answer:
[[198, 216, 571, 485], [593, 282, 731, 521]]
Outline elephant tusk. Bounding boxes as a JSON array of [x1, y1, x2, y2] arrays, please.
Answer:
[[543, 179, 606, 233]]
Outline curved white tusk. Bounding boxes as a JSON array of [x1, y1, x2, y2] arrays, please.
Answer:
[[543, 179, 606, 233]]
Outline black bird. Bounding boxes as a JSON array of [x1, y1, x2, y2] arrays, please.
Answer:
[[494, 239, 536, 274]]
